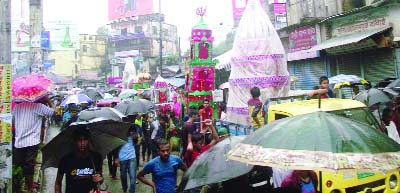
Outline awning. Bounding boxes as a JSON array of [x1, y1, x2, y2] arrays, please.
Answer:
[[215, 50, 233, 70], [296, 26, 391, 54], [165, 77, 185, 88]]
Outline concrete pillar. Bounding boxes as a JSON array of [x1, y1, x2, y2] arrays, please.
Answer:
[[0, 0, 11, 64], [29, 0, 43, 73]]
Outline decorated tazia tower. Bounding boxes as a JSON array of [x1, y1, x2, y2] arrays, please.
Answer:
[[184, 7, 218, 118]]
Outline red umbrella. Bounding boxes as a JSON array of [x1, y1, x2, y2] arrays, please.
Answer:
[[12, 74, 53, 102]]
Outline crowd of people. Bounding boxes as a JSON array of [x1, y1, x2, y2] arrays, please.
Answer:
[[12, 75, 400, 193]]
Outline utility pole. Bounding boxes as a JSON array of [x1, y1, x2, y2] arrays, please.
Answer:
[[159, 0, 163, 76], [0, 0, 11, 64]]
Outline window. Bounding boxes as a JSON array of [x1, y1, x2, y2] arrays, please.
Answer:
[[152, 26, 157, 34], [84, 36, 87, 40], [89, 36, 93, 40], [163, 29, 169, 37], [121, 28, 128, 35], [135, 26, 143, 33], [82, 45, 87, 52]]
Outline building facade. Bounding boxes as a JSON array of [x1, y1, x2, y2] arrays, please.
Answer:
[[280, 0, 400, 91], [108, 13, 179, 80]]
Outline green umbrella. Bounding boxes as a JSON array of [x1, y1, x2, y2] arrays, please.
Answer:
[[354, 88, 390, 107], [227, 112, 400, 172], [179, 136, 253, 191], [42, 118, 131, 169], [115, 99, 155, 115], [118, 89, 138, 100]]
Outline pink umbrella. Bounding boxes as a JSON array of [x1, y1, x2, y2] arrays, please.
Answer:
[[154, 75, 168, 88], [96, 97, 120, 107], [12, 74, 53, 102]]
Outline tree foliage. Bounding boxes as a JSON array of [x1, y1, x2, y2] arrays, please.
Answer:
[[213, 31, 235, 56]]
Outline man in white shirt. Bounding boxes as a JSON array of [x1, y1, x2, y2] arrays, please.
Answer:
[[13, 96, 54, 192]]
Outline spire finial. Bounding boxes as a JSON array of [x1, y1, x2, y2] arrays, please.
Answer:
[[196, 7, 207, 17]]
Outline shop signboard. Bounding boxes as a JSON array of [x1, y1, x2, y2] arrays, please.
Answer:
[[289, 25, 317, 53], [11, 0, 30, 52], [332, 17, 389, 37]]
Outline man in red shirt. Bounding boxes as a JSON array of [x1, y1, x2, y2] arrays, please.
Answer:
[[198, 99, 214, 133], [185, 120, 219, 168]]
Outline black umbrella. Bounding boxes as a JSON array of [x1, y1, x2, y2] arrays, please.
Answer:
[[82, 87, 104, 102], [383, 79, 400, 96], [114, 99, 156, 115], [42, 118, 131, 169], [78, 107, 126, 122], [178, 136, 253, 191]]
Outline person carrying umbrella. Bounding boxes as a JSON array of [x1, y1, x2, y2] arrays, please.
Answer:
[[114, 124, 139, 193], [55, 127, 104, 193], [13, 96, 55, 193]]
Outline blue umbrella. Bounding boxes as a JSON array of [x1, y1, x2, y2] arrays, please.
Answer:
[[60, 94, 93, 107]]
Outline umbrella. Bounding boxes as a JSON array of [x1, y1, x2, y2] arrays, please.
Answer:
[[118, 89, 138, 100], [104, 93, 114, 99], [383, 79, 400, 96], [96, 97, 120, 107], [179, 136, 252, 191], [219, 82, 230, 89], [60, 94, 93, 107], [42, 117, 131, 169], [354, 88, 390, 107], [227, 112, 400, 172], [12, 74, 53, 102], [328, 74, 368, 85], [83, 87, 104, 102], [77, 107, 126, 122], [114, 99, 155, 115]]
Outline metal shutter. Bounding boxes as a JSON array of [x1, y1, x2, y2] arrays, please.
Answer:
[[364, 48, 395, 84], [336, 53, 362, 99], [289, 59, 326, 90]]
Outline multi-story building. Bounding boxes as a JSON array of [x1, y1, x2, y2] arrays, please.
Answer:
[[78, 34, 107, 87], [279, 0, 400, 91], [108, 13, 179, 78]]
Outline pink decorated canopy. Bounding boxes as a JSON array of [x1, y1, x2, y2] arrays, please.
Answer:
[[154, 75, 168, 89]]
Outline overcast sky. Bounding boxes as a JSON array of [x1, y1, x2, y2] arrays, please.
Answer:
[[43, 0, 234, 51]]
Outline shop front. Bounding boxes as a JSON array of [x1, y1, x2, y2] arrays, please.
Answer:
[[286, 25, 327, 90], [317, 4, 400, 84]]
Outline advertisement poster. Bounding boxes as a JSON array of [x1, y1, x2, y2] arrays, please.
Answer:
[[0, 65, 11, 103], [43, 20, 80, 50], [0, 64, 11, 193], [11, 52, 30, 76], [108, 0, 154, 21], [11, 0, 30, 52], [289, 26, 317, 52]]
